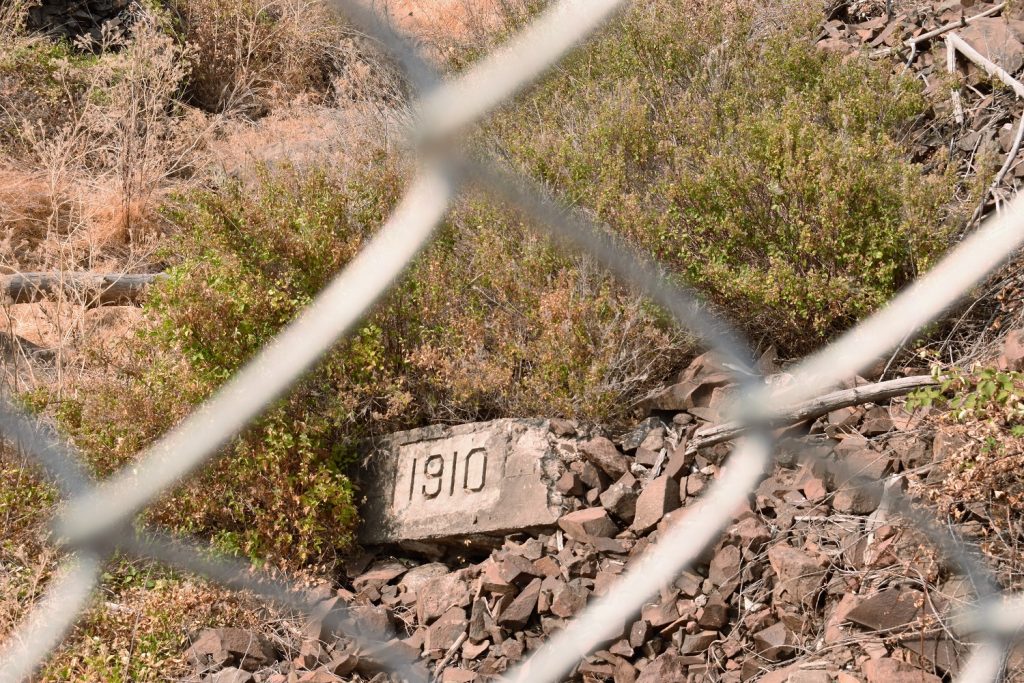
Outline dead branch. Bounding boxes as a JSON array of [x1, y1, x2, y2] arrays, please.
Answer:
[[946, 32, 1024, 99], [0, 272, 163, 307], [905, 2, 1006, 48], [686, 374, 938, 454]]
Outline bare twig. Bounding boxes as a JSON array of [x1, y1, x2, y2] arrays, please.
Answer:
[[906, 2, 1006, 48], [686, 374, 939, 454], [946, 32, 1024, 100]]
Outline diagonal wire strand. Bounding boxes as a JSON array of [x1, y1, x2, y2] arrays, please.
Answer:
[[0, 553, 103, 683]]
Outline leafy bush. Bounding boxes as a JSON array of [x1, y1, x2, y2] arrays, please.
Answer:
[[58, 152, 678, 563], [484, 0, 961, 352]]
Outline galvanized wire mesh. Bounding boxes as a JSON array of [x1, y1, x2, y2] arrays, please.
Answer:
[[3, 0, 1024, 681]]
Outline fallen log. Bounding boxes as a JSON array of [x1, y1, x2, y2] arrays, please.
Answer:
[[686, 374, 938, 455], [0, 272, 163, 307]]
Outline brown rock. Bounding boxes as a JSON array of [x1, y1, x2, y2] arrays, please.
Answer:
[[636, 652, 689, 683], [296, 669, 341, 683], [959, 18, 1024, 76], [398, 562, 450, 596], [679, 630, 718, 654], [498, 578, 542, 628], [186, 628, 276, 672], [860, 406, 894, 435], [425, 606, 468, 651], [600, 482, 639, 523], [998, 329, 1024, 370], [728, 516, 771, 552], [709, 544, 741, 587], [863, 658, 941, 683], [698, 593, 729, 629], [664, 442, 694, 480], [582, 437, 630, 479], [551, 580, 590, 618], [631, 476, 681, 532], [353, 561, 408, 592], [441, 668, 479, 682], [788, 672, 831, 683], [556, 471, 585, 496], [836, 448, 891, 483], [628, 619, 649, 647], [417, 572, 470, 624], [350, 604, 394, 642], [768, 545, 825, 607], [498, 554, 543, 586], [753, 621, 795, 661], [354, 639, 423, 678], [326, 653, 357, 677], [846, 588, 925, 631], [209, 669, 255, 683], [833, 484, 882, 514], [558, 507, 619, 540]]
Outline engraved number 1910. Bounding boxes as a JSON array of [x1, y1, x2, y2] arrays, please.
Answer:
[[408, 447, 487, 502]]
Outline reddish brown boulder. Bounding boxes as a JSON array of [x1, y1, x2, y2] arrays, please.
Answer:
[[558, 507, 620, 540], [863, 657, 941, 683], [636, 652, 690, 683], [582, 437, 630, 479], [497, 578, 542, 629], [632, 475, 681, 532], [767, 545, 825, 608]]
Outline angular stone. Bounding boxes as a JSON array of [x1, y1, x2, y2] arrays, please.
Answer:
[[698, 593, 729, 629], [551, 580, 590, 618], [441, 668, 479, 683], [498, 554, 544, 586], [582, 436, 631, 479], [350, 604, 395, 641], [768, 545, 825, 608], [398, 562, 450, 596], [959, 18, 1024, 75], [209, 669, 254, 683], [359, 419, 573, 543], [664, 442, 693, 480], [709, 545, 741, 587], [679, 630, 717, 654], [846, 588, 925, 631], [860, 406, 894, 435], [559, 507, 619, 540], [863, 658, 941, 683], [632, 475, 681, 532], [636, 652, 689, 683], [600, 481, 639, 523], [753, 621, 794, 661], [353, 561, 408, 592], [186, 628, 276, 672], [833, 484, 882, 514], [425, 607, 468, 651], [417, 572, 471, 624], [498, 578, 542, 628], [998, 328, 1024, 370]]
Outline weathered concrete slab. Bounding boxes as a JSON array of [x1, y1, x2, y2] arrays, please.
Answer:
[[358, 419, 578, 544]]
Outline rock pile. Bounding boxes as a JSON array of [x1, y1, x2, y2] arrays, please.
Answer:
[[181, 351, 979, 682]]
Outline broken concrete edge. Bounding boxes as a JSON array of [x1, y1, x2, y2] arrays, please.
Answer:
[[356, 418, 592, 546]]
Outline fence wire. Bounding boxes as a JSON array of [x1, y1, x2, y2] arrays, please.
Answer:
[[2, 0, 1024, 681]]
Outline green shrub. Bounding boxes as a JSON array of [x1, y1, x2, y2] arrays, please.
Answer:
[[484, 0, 962, 352], [60, 151, 677, 563]]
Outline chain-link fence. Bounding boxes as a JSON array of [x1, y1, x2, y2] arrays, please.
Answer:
[[3, 0, 1024, 681]]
